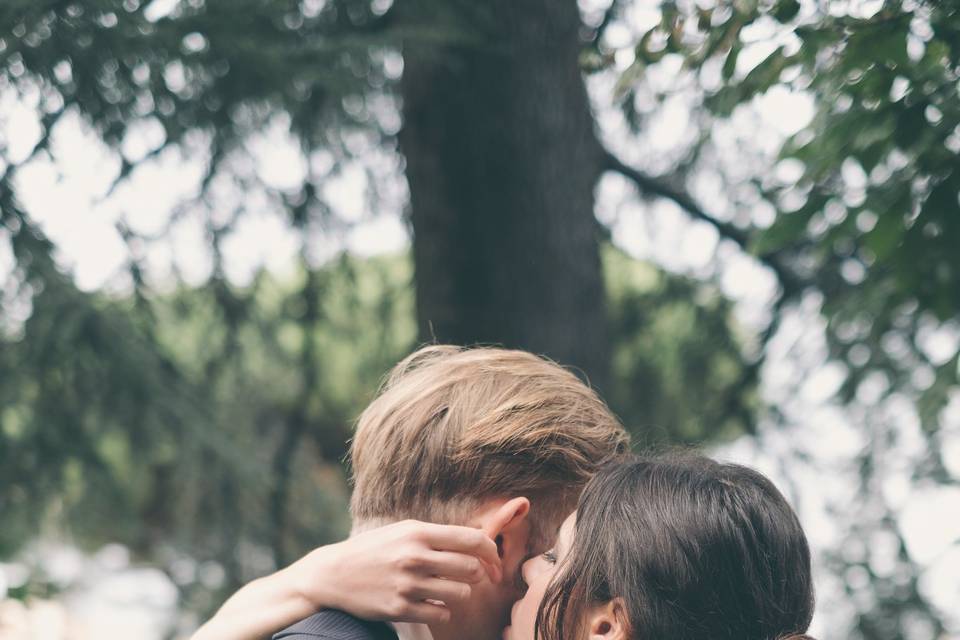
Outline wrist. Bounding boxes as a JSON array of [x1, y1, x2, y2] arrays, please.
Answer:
[[288, 542, 345, 614]]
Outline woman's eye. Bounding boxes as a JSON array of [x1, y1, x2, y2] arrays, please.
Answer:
[[541, 550, 557, 564]]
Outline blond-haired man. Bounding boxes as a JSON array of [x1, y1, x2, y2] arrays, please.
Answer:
[[193, 345, 628, 640]]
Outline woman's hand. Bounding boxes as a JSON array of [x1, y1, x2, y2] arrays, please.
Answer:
[[191, 519, 501, 640], [288, 519, 502, 624]]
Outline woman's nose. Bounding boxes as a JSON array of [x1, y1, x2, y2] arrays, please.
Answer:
[[520, 556, 536, 586]]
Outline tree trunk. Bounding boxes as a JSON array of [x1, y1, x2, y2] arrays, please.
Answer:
[[397, 0, 611, 391]]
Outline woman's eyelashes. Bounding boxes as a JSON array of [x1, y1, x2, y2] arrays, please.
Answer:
[[542, 549, 558, 565]]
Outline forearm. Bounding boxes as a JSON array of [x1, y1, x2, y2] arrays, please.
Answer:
[[189, 520, 499, 639], [191, 548, 338, 640]]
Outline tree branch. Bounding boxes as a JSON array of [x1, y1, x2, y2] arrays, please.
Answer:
[[601, 148, 804, 298], [602, 148, 750, 246]]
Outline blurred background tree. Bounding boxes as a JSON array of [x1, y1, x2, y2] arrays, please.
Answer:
[[0, 0, 957, 638]]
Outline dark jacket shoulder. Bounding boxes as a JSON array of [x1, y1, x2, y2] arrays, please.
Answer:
[[272, 609, 398, 640]]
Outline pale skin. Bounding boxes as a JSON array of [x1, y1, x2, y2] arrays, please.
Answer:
[[191, 498, 531, 640], [506, 512, 628, 640]]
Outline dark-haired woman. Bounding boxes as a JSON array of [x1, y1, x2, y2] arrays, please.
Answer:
[[506, 455, 815, 640], [193, 454, 816, 640]]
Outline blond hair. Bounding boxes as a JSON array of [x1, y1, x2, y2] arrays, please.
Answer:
[[349, 345, 629, 540]]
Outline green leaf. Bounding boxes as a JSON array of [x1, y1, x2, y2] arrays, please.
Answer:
[[740, 45, 788, 96], [753, 206, 816, 254], [864, 210, 905, 260], [697, 7, 713, 32], [722, 44, 740, 80], [922, 177, 960, 220], [636, 28, 667, 64], [848, 22, 910, 69], [772, 0, 801, 23], [892, 101, 928, 149]]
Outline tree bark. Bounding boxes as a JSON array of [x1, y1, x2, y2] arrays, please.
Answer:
[[398, 0, 611, 390]]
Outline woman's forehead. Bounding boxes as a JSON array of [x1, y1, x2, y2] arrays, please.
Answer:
[[557, 511, 577, 553]]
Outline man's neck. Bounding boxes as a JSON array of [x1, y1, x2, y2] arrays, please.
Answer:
[[349, 518, 396, 536], [390, 622, 433, 640]]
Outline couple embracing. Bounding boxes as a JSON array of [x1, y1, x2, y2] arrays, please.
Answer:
[[194, 345, 815, 640]]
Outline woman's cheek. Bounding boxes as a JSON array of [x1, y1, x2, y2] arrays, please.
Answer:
[[514, 573, 551, 640]]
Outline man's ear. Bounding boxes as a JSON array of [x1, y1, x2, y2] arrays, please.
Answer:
[[480, 496, 530, 558], [585, 598, 629, 640]]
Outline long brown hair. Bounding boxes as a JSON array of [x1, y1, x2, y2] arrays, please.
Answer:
[[536, 453, 816, 640]]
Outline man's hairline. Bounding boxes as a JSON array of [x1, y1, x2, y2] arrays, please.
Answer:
[[348, 494, 481, 536], [348, 493, 572, 546]]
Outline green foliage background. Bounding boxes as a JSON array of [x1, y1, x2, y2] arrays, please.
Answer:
[[1, 0, 959, 638]]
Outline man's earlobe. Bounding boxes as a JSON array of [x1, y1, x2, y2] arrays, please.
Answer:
[[587, 599, 628, 640]]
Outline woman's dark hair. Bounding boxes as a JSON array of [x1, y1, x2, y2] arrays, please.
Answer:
[[536, 453, 815, 640]]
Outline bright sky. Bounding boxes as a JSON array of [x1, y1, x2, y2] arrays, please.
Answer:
[[1, 0, 959, 637]]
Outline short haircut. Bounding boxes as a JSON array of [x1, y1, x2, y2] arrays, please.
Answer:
[[348, 345, 630, 541]]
